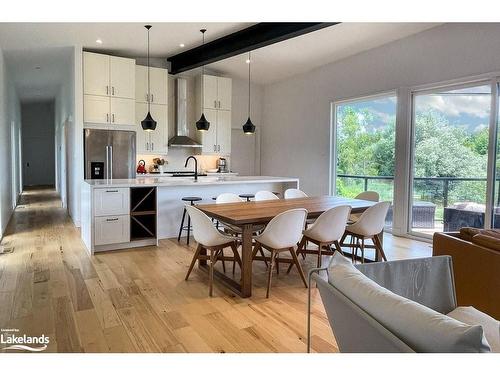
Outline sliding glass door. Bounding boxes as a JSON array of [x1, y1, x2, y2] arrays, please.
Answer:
[[410, 83, 492, 236], [333, 93, 396, 229]]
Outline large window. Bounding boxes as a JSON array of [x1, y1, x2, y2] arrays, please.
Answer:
[[334, 94, 397, 229], [410, 84, 491, 235]]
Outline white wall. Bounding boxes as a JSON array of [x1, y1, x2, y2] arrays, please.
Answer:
[[21, 101, 55, 186], [0, 47, 21, 237], [261, 23, 500, 196]]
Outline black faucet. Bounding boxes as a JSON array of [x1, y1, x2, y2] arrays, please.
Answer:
[[184, 156, 198, 181]]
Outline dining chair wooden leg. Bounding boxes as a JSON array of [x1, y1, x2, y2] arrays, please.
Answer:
[[290, 247, 308, 288], [230, 242, 242, 269], [275, 253, 280, 275], [317, 242, 323, 268], [350, 235, 356, 262], [258, 247, 269, 267], [333, 240, 345, 256], [221, 249, 227, 273], [209, 250, 216, 297], [266, 250, 277, 298], [360, 237, 365, 264], [373, 235, 388, 261], [185, 244, 203, 281]]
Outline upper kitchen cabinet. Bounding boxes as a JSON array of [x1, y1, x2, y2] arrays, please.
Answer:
[[110, 56, 136, 99], [83, 52, 135, 99], [135, 103, 168, 155], [83, 52, 110, 96], [135, 65, 168, 105], [83, 51, 136, 125], [201, 75, 232, 110]]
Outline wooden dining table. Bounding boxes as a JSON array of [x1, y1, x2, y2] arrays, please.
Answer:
[[196, 195, 377, 298]]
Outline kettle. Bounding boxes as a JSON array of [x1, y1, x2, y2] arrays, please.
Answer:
[[137, 160, 147, 174]]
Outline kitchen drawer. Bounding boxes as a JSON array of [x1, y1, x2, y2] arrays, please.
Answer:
[[94, 215, 130, 245], [93, 188, 130, 216]]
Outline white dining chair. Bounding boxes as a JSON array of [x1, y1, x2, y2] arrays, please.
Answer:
[[344, 201, 391, 263], [184, 205, 242, 296], [284, 188, 308, 199], [349, 191, 380, 223], [252, 208, 308, 297], [254, 191, 280, 201], [291, 205, 351, 269]]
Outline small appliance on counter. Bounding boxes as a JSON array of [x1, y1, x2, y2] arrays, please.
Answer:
[[137, 160, 147, 174], [217, 157, 229, 173]]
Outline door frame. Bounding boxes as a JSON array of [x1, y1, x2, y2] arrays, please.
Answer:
[[407, 78, 497, 238]]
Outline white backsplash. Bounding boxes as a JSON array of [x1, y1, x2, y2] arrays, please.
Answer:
[[136, 148, 225, 173]]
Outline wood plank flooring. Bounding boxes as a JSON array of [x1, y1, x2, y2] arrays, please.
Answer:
[[0, 188, 432, 353]]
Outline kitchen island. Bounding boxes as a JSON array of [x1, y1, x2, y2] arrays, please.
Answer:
[[81, 176, 299, 254]]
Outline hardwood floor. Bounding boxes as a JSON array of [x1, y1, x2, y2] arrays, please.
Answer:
[[0, 188, 432, 353]]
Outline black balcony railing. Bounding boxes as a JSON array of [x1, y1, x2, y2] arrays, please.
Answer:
[[337, 174, 490, 207]]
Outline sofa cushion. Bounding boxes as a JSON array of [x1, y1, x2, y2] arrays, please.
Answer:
[[471, 234, 500, 252], [447, 306, 500, 353], [328, 253, 491, 352]]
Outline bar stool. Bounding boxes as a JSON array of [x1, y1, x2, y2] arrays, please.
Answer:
[[177, 196, 202, 245], [239, 193, 255, 202]]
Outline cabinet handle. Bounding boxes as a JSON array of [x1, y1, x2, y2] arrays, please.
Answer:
[[218, 100, 221, 108], [106, 218, 119, 222], [151, 94, 154, 102], [106, 85, 109, 95], [218, 145, 220, 152], [151, 142, 154, 150], [146, 142, 149, 150], [112, 114, 115, 123], [214, 100, 217, 108], [105, 190, 118, 193], [112, 86, 115, 96], [146, 94, 149, 102], [106, 113, 109, 123]]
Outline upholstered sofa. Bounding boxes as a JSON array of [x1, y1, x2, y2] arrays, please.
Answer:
[[433, 231, 500, 320], [308, 254, 499, 353]]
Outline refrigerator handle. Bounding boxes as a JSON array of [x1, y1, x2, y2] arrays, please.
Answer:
[[109, 145, 113, 179], [105, 145, 109, 179]]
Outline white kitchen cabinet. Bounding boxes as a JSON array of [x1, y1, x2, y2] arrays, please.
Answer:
[[83, 51, 136, 125], [135, 65, 168, 105], [110, 97, 135, 126], [93, 188, 130, 216], [217, 77, 232, 110], [94, 215, 130, 246], [110, 56, 136, 99], [84, 52, 110, 96], [84, 95, 111, 124], [203, 75, 218, 109], [200, 108, 218, 154], [201, 75, 231, 110], [217, 110, 232, 154], [196, 74, 232, 155], [135, 103, 168, 154]]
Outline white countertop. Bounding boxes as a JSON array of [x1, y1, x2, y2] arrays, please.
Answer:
[[83, 175, 299, 188]]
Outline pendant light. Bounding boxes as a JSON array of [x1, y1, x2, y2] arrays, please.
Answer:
[[242, 51, 256, 134], [196, 29, 210, 132], [141, 25, 157, 132]]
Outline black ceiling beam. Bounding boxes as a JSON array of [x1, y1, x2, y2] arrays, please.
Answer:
[[167, 22, 338, 75]]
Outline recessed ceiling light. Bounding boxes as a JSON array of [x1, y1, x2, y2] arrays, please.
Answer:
[[245, 59, 251, 64], [96, 39, 103, 44], [35, 66, 41, 70], [179, 43, 185, 48]]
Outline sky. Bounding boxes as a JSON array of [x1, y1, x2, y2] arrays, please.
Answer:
[[337, 84, 492, 134]]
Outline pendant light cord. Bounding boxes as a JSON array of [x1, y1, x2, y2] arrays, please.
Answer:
[[248, 52, 251, 118], [146, 25, 151, 112], [201, 29, 206, 113]]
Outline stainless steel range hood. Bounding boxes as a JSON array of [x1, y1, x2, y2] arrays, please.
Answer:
[[168, 78, 202, 148]]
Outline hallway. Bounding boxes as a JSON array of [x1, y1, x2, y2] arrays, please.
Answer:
[[0, 188, 431, 353]]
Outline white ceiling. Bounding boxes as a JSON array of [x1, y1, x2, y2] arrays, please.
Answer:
[[0, 22, 440, 100], [207, 23, 441, 83]]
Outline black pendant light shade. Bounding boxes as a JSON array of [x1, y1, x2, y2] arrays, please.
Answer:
[[196, 113, 210, 131], [141, 111, 157, 132], [196, 29, 210, 132], [243, 52, 256, 134], [141, 24, 157, 132], [243, 117, 255, 134]]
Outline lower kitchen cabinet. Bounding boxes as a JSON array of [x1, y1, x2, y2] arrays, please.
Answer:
[[94, 215, 130, 245]]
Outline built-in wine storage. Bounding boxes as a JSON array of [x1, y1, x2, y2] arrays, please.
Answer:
[[130, 187, 157, 241]]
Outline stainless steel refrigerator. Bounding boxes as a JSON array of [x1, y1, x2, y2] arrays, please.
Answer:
[[84, 129, 136, 179]]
